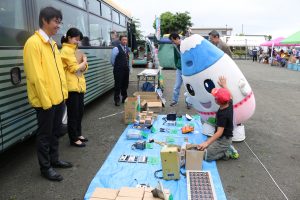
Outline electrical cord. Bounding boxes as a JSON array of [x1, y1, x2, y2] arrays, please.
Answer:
[[162, 117, 167, 125], [180, 163, 186, 177], [131, 144, 136, 150], [134, 179, 150, 188], [154, 169, 163, 179], [154, 167, 186, 179], [180, 169, 186, 177], [244, 140, 289, 200]]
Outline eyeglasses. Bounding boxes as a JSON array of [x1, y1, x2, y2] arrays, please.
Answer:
[[52, 19, 63, 25]]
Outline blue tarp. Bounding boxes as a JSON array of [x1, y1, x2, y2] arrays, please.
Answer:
[[84, 115, 227, 200]]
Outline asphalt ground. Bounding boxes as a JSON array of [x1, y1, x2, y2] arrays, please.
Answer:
[[0, 60, 299, 200]]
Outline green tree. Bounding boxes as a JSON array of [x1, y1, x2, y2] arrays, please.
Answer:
[[267, 35, 272, 41], [153, 11, 192, 35], [173, 12, 192, 34], [132, 17, 143, 41]]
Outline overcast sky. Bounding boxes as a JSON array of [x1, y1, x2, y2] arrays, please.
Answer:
[[114, 0, 300, 38]]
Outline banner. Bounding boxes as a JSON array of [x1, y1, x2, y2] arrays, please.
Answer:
[[155, 16, 160, 40]]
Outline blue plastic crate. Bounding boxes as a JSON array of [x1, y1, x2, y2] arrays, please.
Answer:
[[292, 64, 298, 71]]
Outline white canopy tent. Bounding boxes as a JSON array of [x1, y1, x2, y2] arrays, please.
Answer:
[[226, 36, 266, 47]]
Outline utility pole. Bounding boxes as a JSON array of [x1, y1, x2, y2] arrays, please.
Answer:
[[242, 24, 244, 35]]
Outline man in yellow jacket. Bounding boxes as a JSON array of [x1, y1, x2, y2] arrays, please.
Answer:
[[23, 7, 72, 181]]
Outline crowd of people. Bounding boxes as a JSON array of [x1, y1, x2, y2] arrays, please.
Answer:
[[250, 46, 300, 68]]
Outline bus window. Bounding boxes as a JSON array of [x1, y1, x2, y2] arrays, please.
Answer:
[[64, 0, 86, 9], [110, 28, 127, 47], [0, 0, 30, 46], [88, 0, 100, 16], [89, 15, 112, 47], [36, 0, 88, 45], [89, 15, 102, 46], [101, 2, 111, 20], [120, 14, 126, 27], [112, 10, 119, 24]]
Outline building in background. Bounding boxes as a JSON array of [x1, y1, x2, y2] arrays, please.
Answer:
[[227, 35, 267, 47], [190, 27, 233, 39]]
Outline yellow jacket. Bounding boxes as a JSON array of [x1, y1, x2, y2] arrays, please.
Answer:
[[23, 31, 68, 110], [60, 43, 88, 93]]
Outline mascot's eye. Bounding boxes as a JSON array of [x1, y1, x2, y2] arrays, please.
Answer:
[[186, 84, 195, 96], [204, 79, 215, 93], [186, 60, 193, 67]]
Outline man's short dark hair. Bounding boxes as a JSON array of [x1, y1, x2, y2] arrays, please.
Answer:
[[209, 30, 220, 38], [119, 35, 127, 40], [39, 7, 62, 28], [169, 32, 180, 40]]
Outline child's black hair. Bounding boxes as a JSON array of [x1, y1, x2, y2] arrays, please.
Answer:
[[61, 28, 83, 44]]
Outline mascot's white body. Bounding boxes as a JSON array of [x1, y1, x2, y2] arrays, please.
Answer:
[[181, 34, 255, 141]]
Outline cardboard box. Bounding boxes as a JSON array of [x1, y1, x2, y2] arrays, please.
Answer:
[[90, 188, 119, 199], [124, 97, 138, 124], [115, 197, 142, 200], [160, 146, 180, 180], [146, 101, 162, 113], [185, 144, 204, 171], [144, 187, 153, 193], [133, 92, 161, 110], [143, 197, 161, 200], [143, 192, 154, 198], [133, 92, 159, 99], [118, 187, 145, 198]]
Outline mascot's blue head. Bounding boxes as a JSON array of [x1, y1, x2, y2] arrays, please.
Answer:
[[180, 34, 224, 76]]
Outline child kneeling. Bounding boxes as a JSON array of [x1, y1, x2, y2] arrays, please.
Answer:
[[197, 76, 238, 161]]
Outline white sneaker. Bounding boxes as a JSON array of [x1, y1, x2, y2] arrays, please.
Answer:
[[170, 101, 177, 107]]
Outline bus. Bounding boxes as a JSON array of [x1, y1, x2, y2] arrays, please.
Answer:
[[0, 0, 134, 153]]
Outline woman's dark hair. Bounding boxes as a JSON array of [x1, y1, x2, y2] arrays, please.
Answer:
[[61, 28, 83, 44], [39, 7, 62, 28]]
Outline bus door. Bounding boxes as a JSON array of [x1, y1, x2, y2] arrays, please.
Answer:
[[0, 0, 37, 152]]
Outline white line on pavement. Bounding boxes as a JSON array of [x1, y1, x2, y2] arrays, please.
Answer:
[[244, 140, 289, 200], [98, 111, 124, 120]]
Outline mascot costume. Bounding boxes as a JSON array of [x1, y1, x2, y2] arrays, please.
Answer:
[[181, 34, 255, 141]]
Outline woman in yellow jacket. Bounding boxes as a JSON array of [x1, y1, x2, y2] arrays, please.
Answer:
[[60, 28, 88, 147]]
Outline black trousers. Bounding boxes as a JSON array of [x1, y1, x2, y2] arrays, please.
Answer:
[[113, 67, 129, 103], [66, 92, 84, 142], [253, 55, 257, 62], [35, 102, 64, 172]]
